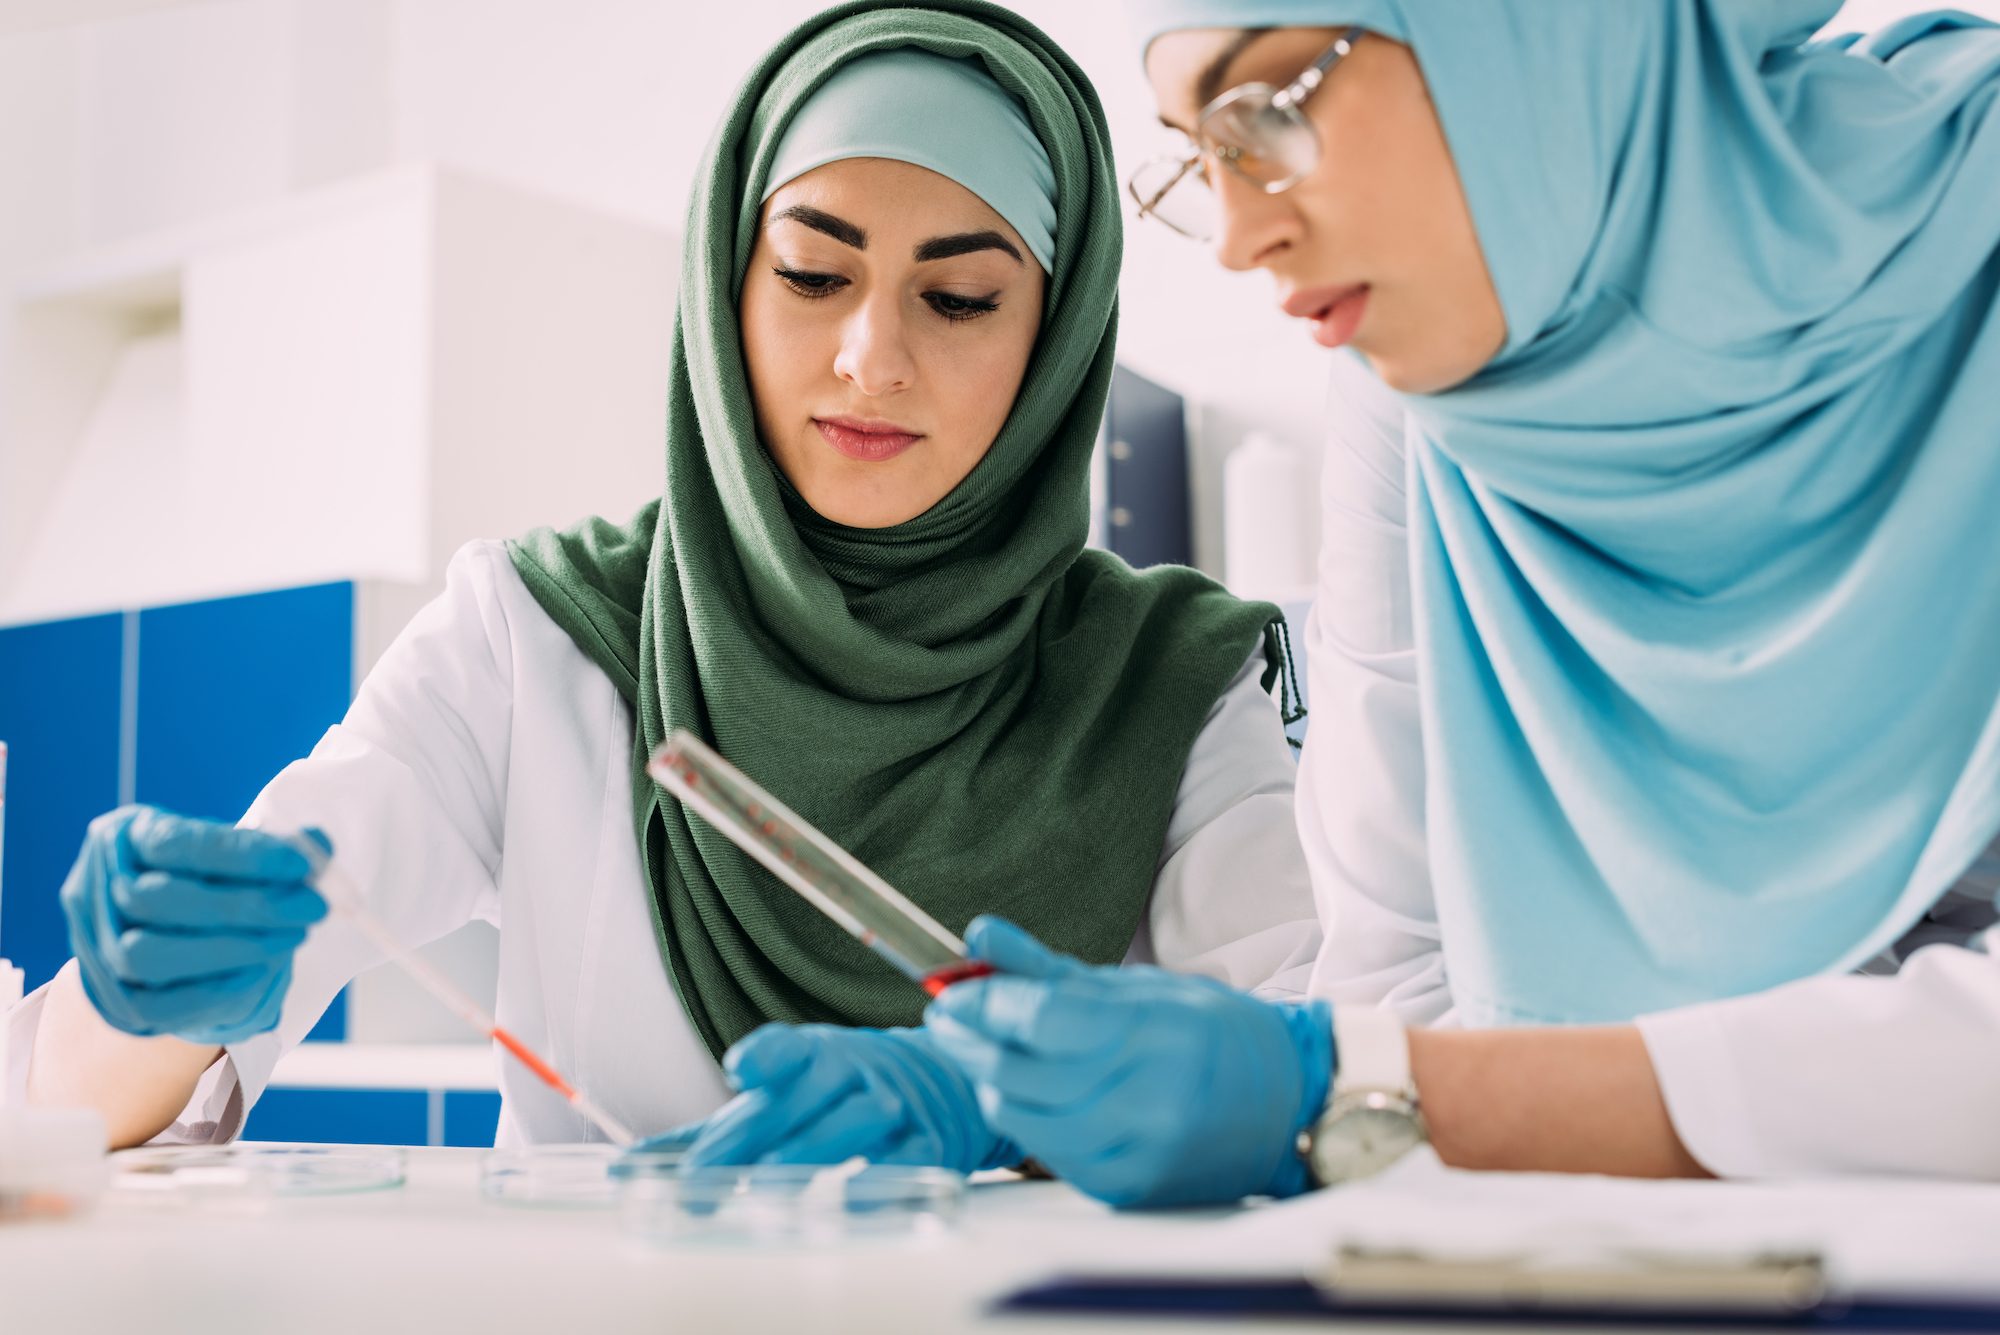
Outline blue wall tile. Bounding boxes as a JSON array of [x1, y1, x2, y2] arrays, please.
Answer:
[[242, 1087, 428, 1146], [136, 582, 354, 1040], [0, 613, 124, 991], [135, 582, 352, 824], [443, 1090, 503, 1148]]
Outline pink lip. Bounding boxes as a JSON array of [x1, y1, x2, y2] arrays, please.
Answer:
[[1280, 284, 1372, 350], [814, 416, 924, 462]]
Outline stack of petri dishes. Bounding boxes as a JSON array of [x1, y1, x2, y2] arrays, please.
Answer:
[[479, 1143, 673, 1208], [111, 1145, 407, 1203], [618, 1160, 965, 1246]]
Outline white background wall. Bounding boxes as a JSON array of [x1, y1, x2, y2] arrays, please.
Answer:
[[3, 0, 1995, 581]]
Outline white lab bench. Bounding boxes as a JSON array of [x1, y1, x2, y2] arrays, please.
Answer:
[[1, 1148, 1255, 1335], [9, 1147, 2000, 1334]]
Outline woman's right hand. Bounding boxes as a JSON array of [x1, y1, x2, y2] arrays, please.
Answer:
[[638, 1024, 1021, 1174], [60, 806, 329, 1045]]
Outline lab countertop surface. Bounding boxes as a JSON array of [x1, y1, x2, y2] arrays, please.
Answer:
[[4, 1147, 1222, 1335], [9, 1146, 2000, 1335]]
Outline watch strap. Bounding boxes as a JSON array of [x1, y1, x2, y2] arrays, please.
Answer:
[[1330, 1007, 1413, 1100]]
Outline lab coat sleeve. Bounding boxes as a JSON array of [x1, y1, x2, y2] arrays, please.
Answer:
[[1139, 650, 1323, 1000], [1637, 930, 2000, 1179], [167, 541, 518, 1140], [1296, 355, 1454, 1024]]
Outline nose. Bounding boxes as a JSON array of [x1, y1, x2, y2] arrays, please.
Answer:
[[1210, 165, 1298, 274], [833, 288, 917, 396]]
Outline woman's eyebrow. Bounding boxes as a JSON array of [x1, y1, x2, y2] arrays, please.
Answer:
[[768, 204, 866, 249], [1195, 28, 1275, 107], [914, 230, 1022, 264], [1155, 29, 1272, 136]]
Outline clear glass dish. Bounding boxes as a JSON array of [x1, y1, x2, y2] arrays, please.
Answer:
[[619, 1162, 964, 1246], [111, 1144, 407, 1199], [481, 1143, 683, 1208]]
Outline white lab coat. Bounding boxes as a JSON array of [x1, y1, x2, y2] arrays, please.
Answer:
[[1300, 354, 2000, 1180], [7, 539, 1321, 1146]]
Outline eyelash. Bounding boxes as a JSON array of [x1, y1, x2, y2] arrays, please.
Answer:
[[771, 268, 1001, 323]]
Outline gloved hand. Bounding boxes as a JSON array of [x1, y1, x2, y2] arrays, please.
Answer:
[[61, 806, 329, 1045], [924, 915, 1335, 1209], [626, 1023, 1022, 1173]]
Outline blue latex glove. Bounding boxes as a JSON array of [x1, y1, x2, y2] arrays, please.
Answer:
[[626, 1023, 1022, 1173], [60, 806, 329, 1045], [924, 916, 1335, 1209]]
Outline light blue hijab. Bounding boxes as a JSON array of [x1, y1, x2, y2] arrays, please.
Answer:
[[1137, 0, 2000, 1025]]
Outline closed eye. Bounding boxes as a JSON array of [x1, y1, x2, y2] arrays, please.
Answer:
[[773, 267, 847, 297], [926, 291, 1001, 322]]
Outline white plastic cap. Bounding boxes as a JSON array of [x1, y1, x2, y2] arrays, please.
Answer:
[[0, 1106, 110, 1217]]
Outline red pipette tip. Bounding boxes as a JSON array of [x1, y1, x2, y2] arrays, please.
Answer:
[[920, 960, 997, 997], [493, 1026, 578, 1100]]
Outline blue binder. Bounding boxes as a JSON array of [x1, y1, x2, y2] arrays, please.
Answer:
[[995, 1275, 2000, 1328], [1102, 364, 1193, 569]]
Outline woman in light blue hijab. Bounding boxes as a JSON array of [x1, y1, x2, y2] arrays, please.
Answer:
[[906, 1, 2000, 1203]]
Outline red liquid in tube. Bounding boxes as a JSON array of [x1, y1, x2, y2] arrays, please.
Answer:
[[920, 960, 997, 997]]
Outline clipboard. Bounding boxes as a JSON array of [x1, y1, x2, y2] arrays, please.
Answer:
[[993, 1244, 2000, 1328]]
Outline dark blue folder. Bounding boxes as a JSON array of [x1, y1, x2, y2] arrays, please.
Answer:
[[994, 1275, 2000, 1329]]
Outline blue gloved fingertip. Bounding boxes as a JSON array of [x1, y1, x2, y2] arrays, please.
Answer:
[[613, 1124, 701, 1175], [722, 1023, 814, 1089], [961, 915, 1074, 980], [290, 827, 334, 867], [923, 978, 991, 1023]]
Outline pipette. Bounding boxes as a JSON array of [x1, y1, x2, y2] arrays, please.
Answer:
[[646, 730, 994, 997], [291, 841, 637, 1147]]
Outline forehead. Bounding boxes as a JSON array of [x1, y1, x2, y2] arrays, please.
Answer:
[[1145, 26, 1340, 130], [764, 157, 1015, 243], [1145, 27, 1249, 123]]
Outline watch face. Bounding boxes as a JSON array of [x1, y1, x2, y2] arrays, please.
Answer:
[[1310, 1102, 1425, 1185]]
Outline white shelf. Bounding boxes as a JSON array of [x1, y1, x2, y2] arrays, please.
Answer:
[[15, 166, 430, 311], [268, 1041, 497, 1092], [0, 162, 676, 637]]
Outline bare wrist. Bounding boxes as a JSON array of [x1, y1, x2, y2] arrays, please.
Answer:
[[1408, 1024, 1709, 1179]]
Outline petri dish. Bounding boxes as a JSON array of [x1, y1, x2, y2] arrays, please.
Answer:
[[111, 1145, 406, 1199], [619, 1161, 964, 1247], [481, 1143, 683, 1208]]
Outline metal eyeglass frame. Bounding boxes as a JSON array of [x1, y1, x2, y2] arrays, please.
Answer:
[[1128, 27, 1366, 240]]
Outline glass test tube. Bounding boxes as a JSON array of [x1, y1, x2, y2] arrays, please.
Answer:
[[646, 730, 993, 997]]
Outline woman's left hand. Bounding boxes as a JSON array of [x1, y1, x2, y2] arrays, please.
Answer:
[[925, 916, 1336, 1209], [629, 1023, 1021, 1173]]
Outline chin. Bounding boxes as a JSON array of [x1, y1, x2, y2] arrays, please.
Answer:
[[1363, 352, 1444, 395], [1359, 345, 1487, 397], [801, 488, 929, 530]]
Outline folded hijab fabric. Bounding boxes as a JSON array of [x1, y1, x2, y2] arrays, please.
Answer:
[[508, 0, 1290, 1060], [1133, 0, 2000, 1025]]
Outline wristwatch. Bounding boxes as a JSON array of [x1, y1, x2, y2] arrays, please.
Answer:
[[1297, 1009, 1427, 1188]]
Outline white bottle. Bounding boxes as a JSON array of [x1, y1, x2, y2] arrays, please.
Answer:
[[1223, 432, 1318, 604], [0, 955, 20, 1104], [0, 959, 110, 1218], [0, 739, 18, 1104]]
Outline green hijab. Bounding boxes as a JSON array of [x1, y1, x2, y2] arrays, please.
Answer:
[[508, 0, 1294, 1061]]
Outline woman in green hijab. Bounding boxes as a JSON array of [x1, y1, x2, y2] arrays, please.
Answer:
[[26, 0, 1321, 1157]]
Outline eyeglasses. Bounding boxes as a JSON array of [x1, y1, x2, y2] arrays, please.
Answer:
[[1128, 27, 1364, 243]]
